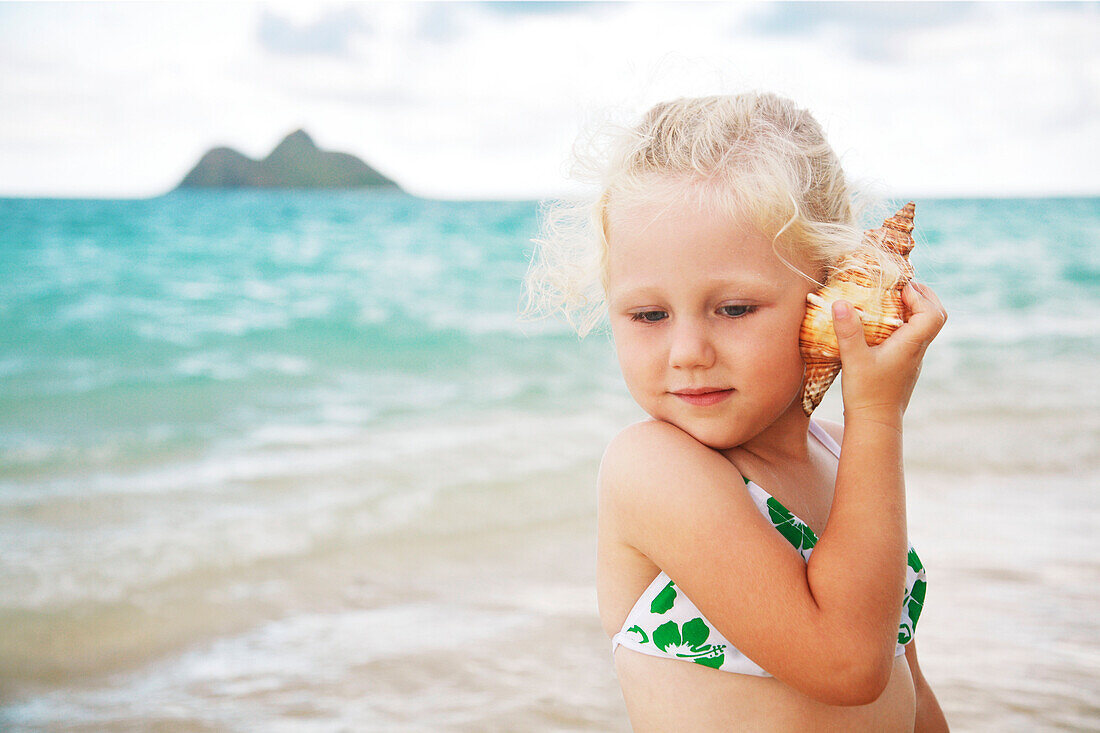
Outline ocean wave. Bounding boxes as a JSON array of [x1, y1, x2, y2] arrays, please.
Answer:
[[0, 405, 627, 612]]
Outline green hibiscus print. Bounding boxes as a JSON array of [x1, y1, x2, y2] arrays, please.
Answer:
[[898, 548, 927, 645], [766, 497, 818, 554], [907, 547, 925, 576], [651, 580, 677, 614], [653, 618, 726, 669]]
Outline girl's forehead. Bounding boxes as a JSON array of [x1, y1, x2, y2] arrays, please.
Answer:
[[608, 209, 778, 288], [606, 195, 764, 258], [604, 179, 766, 251], [604, 195, 819, 294]]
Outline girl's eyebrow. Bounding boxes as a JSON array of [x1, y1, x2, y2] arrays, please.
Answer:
[[699, 273, 776, 292], [610, 273, 776, 303]]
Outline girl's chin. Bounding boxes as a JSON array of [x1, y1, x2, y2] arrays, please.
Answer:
[[654, 417, 745, 451], [654, 405, 806, 451]]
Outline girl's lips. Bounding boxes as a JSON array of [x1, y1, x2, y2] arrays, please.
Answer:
[[671, 388, 733, 406]]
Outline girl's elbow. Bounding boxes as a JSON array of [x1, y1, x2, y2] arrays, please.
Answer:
[[808, 651, 894, 706], [840, 658, 894, 706]]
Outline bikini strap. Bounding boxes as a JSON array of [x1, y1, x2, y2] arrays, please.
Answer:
[[808, 418, 842, 458]]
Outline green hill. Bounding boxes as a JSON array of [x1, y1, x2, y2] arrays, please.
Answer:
[[176, 130, 402, 191]]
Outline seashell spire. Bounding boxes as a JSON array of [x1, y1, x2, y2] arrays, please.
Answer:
[[798, 202, 917, 416]]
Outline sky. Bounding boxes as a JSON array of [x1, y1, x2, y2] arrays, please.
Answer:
[[1, 1, 1097, 199]]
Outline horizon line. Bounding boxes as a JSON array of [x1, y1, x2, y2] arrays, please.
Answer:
[[1, 189, 1098, 203]]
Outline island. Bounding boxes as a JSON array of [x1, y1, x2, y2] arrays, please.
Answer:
[[175, 130, 402, 191]]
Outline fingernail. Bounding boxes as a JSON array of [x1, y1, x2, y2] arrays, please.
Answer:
[[832, 301, 850, 319]]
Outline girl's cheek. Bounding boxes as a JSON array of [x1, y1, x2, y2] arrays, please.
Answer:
[[614, 341, 643, 381]]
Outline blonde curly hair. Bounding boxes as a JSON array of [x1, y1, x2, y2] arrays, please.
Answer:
[[524, 91, 891, 336]]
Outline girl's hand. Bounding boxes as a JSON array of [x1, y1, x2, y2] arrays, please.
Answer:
[[831, 281, 946, 426]]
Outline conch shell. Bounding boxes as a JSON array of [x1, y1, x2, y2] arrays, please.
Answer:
[[798, 202, 916, 416]]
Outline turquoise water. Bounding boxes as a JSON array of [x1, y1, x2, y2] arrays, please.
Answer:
[[1, 193, 1098, 730], [2, 192, 608, 486]]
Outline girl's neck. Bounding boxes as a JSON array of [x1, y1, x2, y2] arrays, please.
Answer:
[[721, 401, 816, 476]]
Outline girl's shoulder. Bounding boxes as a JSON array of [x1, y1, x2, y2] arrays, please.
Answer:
[[600, 418, 718, 463], [597, 419, 752, 542], [599, 419, 744, 493], [597, 417, 846, 548]]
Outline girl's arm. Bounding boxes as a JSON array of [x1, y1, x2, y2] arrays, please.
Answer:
[[905, 641, 950, 732], [805, 283, 948, 692], [600, 282, 946, 705]]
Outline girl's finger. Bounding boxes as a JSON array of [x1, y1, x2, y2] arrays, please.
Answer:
[[831, 300, 869, 368], [905, 281, 946, 317], [897, 281, 947, 345]]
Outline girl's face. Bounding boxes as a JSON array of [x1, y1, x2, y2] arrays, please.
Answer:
[[606, 196, 818, 450]]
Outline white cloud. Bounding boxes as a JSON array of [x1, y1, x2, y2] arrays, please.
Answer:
[[0, 1, 1096, 198]]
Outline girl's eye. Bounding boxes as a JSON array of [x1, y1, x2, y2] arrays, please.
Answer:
[[718, 304, 755, 318], [630, 310, 668, 323]]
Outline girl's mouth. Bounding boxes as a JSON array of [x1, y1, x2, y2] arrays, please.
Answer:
[[671, 388, 734, 406]]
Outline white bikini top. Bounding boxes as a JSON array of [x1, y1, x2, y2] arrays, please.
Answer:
[[610, 419, 927, 676]]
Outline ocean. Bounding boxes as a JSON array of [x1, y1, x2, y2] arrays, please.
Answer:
[[1, 192, 1097, 731]]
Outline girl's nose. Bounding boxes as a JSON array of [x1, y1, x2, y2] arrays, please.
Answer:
[[668, 318, 716, 370]]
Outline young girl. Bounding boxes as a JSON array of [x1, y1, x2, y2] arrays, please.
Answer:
[[526, 92, 950, 731]]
